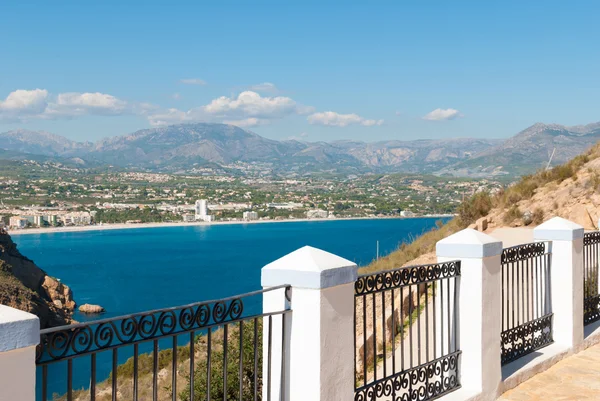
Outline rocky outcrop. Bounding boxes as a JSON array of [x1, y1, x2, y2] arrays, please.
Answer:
[[79, 304, 105, 314], [0, 231, 75, 328]]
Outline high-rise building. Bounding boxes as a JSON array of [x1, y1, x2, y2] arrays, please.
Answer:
[[195, 199, 212, 221]]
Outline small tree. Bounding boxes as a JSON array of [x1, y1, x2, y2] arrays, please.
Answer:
[[179, 321, 263, 401]]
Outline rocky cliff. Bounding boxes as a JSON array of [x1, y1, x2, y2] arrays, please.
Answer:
[[0, 230, 75, 328]]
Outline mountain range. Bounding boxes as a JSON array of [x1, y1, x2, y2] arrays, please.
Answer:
[[1, 121, 600, 177]]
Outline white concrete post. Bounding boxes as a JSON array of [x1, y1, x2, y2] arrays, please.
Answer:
[[437, 228, 503, 400], [0, 305, 40, 401], [534, 217, 584, 350], [261, 246, 357, 401]]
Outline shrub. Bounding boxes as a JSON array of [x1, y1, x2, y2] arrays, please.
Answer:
[[456, 192, 492, 227], [532, 208, 544, 225], [179, 321, 263, 401], [503, 205, 523, 225]]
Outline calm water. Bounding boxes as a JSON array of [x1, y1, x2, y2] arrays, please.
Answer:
[[17, 218, 448, 322], [19, 217, 449, 399]]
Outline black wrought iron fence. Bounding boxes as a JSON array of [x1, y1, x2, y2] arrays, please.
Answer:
[[36, 285, 291, 401], [500, 242, 553, 365], [354, 261, 461, 401], [584, 231, 600, 325]]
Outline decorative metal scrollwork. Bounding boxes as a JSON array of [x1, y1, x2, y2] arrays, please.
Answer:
[[354, 352, 461, 401], [584, 231, 600, 246], [501, 313, 553, 365], [37, 296, 246, 363], [501, 242, 546, 264], [584, 294, 600, 325], [355, 261, 460, 295]]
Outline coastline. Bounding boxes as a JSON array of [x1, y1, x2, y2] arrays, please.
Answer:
[[7, 215, 454, 236]]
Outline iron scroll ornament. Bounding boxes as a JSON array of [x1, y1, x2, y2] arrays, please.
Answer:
[[584, 231, 600, 246], [354, 261, 460, 295], [501, 242, 546, 264], [500, 313, 553, 365], [36, 296, 245, 363], [354, 351, 461, 401]]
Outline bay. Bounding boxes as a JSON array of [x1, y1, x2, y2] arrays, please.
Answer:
[[17, 217, 449, 399]]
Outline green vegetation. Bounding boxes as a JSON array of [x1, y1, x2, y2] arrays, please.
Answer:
[[363, 143, 600, 275], [93, 207, 180, 224], [180, 322, 262, 401]]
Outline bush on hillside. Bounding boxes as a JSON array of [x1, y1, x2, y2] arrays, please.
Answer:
[[179, 321, 263, 401]]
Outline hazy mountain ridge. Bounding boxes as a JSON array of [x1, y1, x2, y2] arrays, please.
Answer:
[[441, 122, 600, 176], [1, 121, 598, 176]]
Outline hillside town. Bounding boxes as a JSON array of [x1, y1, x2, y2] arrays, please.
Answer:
[[0, 166, 503, 230]]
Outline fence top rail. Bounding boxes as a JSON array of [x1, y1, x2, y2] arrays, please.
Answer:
[[40, 284, 291, 335], [36, 284, 291, 363], [584, 231, 600, 245], [355, 260, 460, 295], [501, 241, 549, 264]]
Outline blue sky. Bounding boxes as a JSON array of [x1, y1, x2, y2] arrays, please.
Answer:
[[1, 1, 599, 142]]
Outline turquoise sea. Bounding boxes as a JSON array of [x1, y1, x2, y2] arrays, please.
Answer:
[[17, 218, 449, 322], [18, 217, 450, 399]]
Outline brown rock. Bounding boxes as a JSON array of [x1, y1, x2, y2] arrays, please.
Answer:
[[79, 304, 105, 314], [0, 232, 75, 328]]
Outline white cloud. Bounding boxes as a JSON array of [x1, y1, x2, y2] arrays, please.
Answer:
[[223, 118, 270, 127], [248, 82, 279, 93], [204, 91, 299, 119], [422, 108, 463, 121], [0, 89, 138, 122], [0, 89, 49, 121], [180, 78, 207, 85], [148, 91, 309, 127], [171, 93, 181, 100], [307, 111, 383, 127], [49, 92, 128, 116]]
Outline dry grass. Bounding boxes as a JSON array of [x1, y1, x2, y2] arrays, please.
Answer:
[[362, 142, 600, 275]]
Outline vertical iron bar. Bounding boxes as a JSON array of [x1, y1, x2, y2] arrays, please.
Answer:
[[253, 318, 258, 401], [447, 277, 451, 353], [354, 294, 357, 388], [433, 281, 437, 360], [391, 287, 396, 374], [440, 280, 444, 357], [112, 348, 118, 401], [223, 324, 228, 401], [426, 283, 429, 363], [372, 292, 376, 379], [189, 332, 195, 401], [535, 248, 542, 318], [526, 257, 529, 322], [454, 276, 459, 352], [153, 340, 158, 401], [400, 288, 404, 372], [511, 260, 515, 329], [281, 315, 286, 401], [133, 344, 138, 401], [67, 359, 73, 401], [240, 321, 244, 400], [502, 260, 504, 331], [382, 290, 386, 378], [517, 260, 520, 326], [91, 353, 96, 401], [42, 365, 48, 401], [207, 329, 212, 401], [409, 284, 414, 369], [268, 316, 273, 401], [417, 283, 421, 366], [172, 335, 178, 401], [363, 294, 367, 387]]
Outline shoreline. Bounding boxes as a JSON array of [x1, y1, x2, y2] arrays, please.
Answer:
[[7, 215, 454, 236]]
